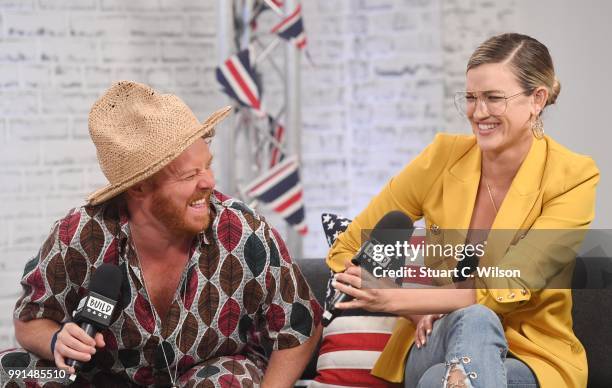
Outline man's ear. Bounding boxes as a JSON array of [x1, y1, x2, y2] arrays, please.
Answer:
[[125, 180, 153, 200]]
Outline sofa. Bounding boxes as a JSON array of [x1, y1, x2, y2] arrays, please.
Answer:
[[295, 256, 612, 388]]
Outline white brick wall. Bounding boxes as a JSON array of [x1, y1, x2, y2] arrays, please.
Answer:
[[299, 0, 516, 258], [0, 0, 226, 348], [0, 0, 516, 349]]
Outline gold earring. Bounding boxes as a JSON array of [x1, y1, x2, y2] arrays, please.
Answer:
[[531, 115, 544, 139]]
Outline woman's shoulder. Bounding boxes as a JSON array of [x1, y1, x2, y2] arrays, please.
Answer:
[[544, 136, 599, 177], [425, 132, 476, 157], [430, 132, 475, 146], [542, 136, 599, 198], [423, 132, 478, 167]]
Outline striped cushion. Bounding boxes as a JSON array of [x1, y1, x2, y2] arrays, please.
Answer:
[[312, 315, 401, 387], [313, 213, 402, 387]]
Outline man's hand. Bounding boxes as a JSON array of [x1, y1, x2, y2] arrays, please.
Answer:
[[53, 323, 105, 374]]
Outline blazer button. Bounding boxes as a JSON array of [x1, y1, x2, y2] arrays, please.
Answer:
[[508, 292, 516, 299], [430, 224, 440, 235], [521, 289, 528, 295], [496, 296, 503, 301]]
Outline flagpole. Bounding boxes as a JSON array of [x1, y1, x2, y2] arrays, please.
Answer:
[[255, 38, 281, 64], [253, 36, 285, 80], [216, 0, 237, 195], [284, 0, 303, 258]]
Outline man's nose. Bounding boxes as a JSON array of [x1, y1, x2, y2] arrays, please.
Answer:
[[197, 170, 215, 189]]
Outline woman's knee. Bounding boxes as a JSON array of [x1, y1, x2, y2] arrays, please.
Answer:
[[443, 304, 507, 352], [451, 304, 504, 333], [457, 304, 498, 323]]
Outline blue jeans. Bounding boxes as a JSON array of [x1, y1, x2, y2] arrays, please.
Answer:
[[404, 304, 539, 388]]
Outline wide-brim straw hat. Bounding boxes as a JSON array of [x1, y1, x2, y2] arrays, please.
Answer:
[[87, 81, 232, 205]]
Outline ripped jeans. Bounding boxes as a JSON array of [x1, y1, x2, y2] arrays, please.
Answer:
[[404, 304, 539, 388]]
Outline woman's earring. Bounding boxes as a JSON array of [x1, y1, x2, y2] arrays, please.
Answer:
[[531, 115, 544, 139]]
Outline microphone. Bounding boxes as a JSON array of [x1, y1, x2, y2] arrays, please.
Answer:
[[66, 263, 122, 381], [322, 211, 414, 327]]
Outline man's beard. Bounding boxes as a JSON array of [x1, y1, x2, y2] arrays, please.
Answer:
[[150, 190, 212, 236]]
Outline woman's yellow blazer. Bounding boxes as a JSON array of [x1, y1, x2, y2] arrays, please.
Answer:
[[327, 133, 599, 388]]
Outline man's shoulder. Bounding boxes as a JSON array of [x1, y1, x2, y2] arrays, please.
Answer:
[[211, 190, 264, 222], [57, 201, 119, 225], [208, 191, 291, 263], [52, 201, 122, 246]]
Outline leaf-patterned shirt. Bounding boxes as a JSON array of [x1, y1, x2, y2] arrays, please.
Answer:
[[13, 190, 322, 386]]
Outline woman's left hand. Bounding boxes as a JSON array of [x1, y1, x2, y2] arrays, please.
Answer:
[[332, 261, 395, 313]]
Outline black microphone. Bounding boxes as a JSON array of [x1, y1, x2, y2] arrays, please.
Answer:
[[322, 211, 414, 327], [66, 263, 122, 382]]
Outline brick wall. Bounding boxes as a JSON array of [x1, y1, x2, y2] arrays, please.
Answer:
[[300, 0, 516, 257], [0, 0, 516, 349], [0, 0, 226, 348]]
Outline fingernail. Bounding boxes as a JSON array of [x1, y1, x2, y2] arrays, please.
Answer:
[[426, 329, 431, 335], [333, 273, 339, 280], [331, 280, 337, 288], [416, 343, 420, 348]]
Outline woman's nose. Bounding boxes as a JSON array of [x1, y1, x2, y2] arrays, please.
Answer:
[[473, 98, 489, 119]]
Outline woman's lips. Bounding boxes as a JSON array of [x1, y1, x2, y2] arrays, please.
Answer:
[[476, 122, 500, 136]]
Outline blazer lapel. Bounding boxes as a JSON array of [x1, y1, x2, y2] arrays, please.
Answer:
[[486, 137, 547, 260], [442, 141, 481, 230], [440, 137, 547, 261]]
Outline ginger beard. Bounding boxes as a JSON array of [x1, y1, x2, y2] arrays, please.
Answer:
[[150, 188, 213, 236]]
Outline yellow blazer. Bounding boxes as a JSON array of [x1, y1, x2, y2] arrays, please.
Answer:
[[327, 133, 599, 388]]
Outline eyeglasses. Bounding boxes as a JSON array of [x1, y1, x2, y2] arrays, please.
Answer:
[[454, 90, 533, 117]]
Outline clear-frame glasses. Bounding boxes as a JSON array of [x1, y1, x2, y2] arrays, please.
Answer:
[[454, 90, 532, 117]]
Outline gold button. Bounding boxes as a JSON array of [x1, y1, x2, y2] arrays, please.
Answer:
[[497, 296, 503, 301], [521, 289, 528, 295], [508, 293, 515, 299], [430, 224, 440, 235]]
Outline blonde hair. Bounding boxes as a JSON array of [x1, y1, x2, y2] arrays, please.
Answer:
[[468, 33, 560, 108]]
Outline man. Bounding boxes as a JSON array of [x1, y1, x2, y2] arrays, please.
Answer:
[[2, 81, 322, 387]]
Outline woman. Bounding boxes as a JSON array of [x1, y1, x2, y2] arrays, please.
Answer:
[[327, 33, 599, 388]]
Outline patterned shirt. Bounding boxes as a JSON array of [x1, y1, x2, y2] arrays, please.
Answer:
[[13, 191, 322, 386]]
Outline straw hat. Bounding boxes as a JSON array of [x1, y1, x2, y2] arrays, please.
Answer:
[[87, 81, 231, 205]]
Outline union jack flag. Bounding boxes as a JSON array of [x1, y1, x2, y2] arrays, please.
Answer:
[[244, 156, 307, 235], [215, 48, 263, 114], [271, 4, 307, 50], [268, 115, 285, 168], [250, 0, 284, 30]]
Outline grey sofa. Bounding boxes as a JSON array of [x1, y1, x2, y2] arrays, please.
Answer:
[[295, 256, 612, 388]]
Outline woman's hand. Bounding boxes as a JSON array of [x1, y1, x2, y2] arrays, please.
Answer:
[[413, 314, 445, 348], [331, 261, 395, 313]]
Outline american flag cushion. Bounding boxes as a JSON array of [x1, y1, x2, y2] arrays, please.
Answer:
[[311, 214, 401, 388]]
